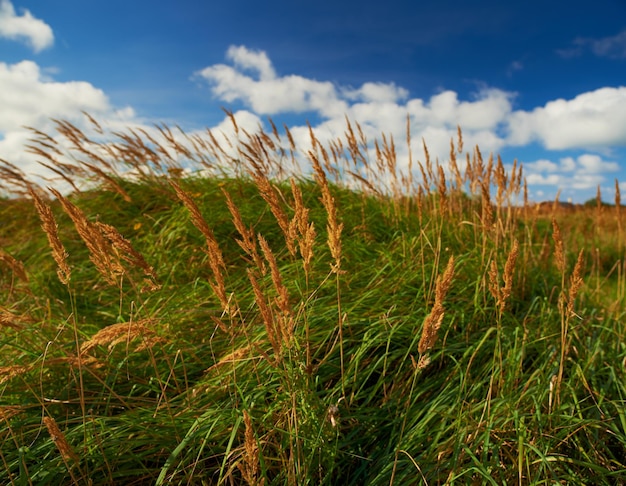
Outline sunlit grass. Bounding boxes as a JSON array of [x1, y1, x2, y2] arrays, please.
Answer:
[[1, 116, 625, 484]]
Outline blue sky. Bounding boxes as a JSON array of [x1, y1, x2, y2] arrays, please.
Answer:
[[1, 0, 625, 202]]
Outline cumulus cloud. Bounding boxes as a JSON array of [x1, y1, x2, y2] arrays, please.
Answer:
[[507, 87, 626, 150], [196, 46, 517, 162], [0, 60, 139, 188], [524, 154, 619, 192], [196, 46, 349, 118], [0, 0, 53, 52], [193, 45, 626, 202], [0, 61, 112, 132]]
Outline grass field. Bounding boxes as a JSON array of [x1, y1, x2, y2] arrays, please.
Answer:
[[1, 115, 625, 485]]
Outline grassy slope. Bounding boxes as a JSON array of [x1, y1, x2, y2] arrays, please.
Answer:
[[1, 172, 626, 485]]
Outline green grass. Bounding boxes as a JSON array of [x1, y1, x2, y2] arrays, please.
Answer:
[[1, 120, 626, 485]]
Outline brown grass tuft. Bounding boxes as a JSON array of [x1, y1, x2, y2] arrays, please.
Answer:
[[418, 256, 455, 355], [309, 152, 343, 273], [43, 416, 80, 463], [289, 179, 316, 276], [80, 318, 163, 355], [551, 217, 565, 274], [567, 249, 585, 318], [0, 248, 28, 284], [248, 268, 281, 362], [238, 410, 262, 486], [488, 240, 519, 313], [170, 180, 229, 312], [49, 188, 123, 285], [29, 187, 71, 284], [222, 188, 265, 274], [0, 364, 32, 384], [95, 222, 160, 290]]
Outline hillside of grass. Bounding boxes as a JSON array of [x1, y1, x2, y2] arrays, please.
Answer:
[[1, 117, 626, 485]]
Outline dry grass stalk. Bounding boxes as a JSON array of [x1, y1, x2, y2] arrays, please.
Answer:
[[418, 256, 455, 355], [205, 345, 253, 373], [481, 181, 494, 231], [488, 260, 501, 307], [170, 180, 229, 311], [0, 158, 32, 196], [436, 165, 448, 214], [616, 179, 622, 238], [49, 188, 122, 285], [248, 268, 281, 361], [80, 318, 163, 354], [309, 152, 343, 273], [552, 217, 565, 275], [567, 249, 585, 318], [0, 364, 31, 384], [258, 235, 293, 346], [488, 240, 519, 312], [495, 155, 507, 210], [423, 139, 434, 185], [43, 416, 80, 463], [502, 239, 519, 304], [417, 161, 430, 191], [0, 307, 34, 330], [0, 248, 28, 284], [289, 179, 316, 275], [96, 222, 160, 290], [238, 410, 262, 486], [222, 188, 265, 273], [449, 138, 463, 192], [0, 405, 24, 422], [29, 188, 71, 284], [457, 126, 464, 155], [250, 170, 297, 256]]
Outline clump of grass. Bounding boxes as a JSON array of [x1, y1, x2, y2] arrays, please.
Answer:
[[0, 113, 625, 485]]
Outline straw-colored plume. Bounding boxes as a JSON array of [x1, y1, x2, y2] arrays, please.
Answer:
[[251, 171, 296, 256], [80, 318, 163, 354], [238, 410, 261, 486], [170, 180, 229, 311], [0, 364, 31, 384], [418, 256, 455, 355], [222, 188, 265, 273], [29, 188, 71, 285], [567, 249, 585, 318], [43, 416, 80, 463], [488, 240, 519, 312], [248, 268, 281, 361], [49, 188, 123, 285], [289, 179, 316, 275], [551, 218, 565, 274], [0, 248, 28, 284], [310, 152, 343, 273], [96, 222, 160, 290]]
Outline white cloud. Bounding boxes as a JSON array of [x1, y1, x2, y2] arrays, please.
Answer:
[[559, 29, 626, 60], [0, 61, 112, 132], [0, 60, 140, 189], [196, 47, 518, 167], [343, 82, 409, 103], [226, 45, 276, 81], [507, 87, 626, 149], [0, 0, 53, 52], [524, 154, 618, 192], [196, 46, 349, 118], [194, 45, 626, 202]]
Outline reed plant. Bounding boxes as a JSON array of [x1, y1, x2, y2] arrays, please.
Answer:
[[0, 114, 625, 485]]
